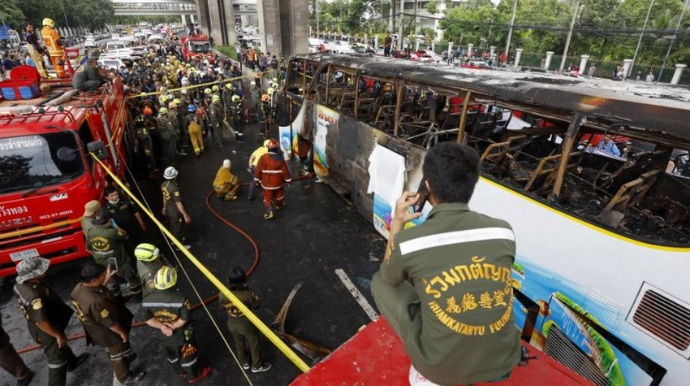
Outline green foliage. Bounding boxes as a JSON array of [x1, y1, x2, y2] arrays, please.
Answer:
[[0, 0, 26, 28], [11, 0, 114, 31], [437, 0, 689, 68], [425, 1, 439, 15]]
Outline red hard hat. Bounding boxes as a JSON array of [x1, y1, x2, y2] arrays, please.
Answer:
[[266, 139, 279, 149], [143, 107, 153, 116]]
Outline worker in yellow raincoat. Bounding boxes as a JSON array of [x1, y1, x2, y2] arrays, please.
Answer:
[[213, 159, 240, 200]]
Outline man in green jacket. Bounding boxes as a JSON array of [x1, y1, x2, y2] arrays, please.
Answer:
[[372, 142, 521, 386]]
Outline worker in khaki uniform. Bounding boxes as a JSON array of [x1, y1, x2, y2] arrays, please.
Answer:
[[161, 167, 191, 250], [14, 257, 89, 386], [143, 267, 211, 383], [71, 264, 146, 384], [25, 23, 48, 78], [371, 143, 521, 386], [40, 18, 66, 78], [81, 200, 101, 238], [186, 107, 205, 156], [207, 95, 224, 147], [219, 267, 271, 373], [0, 310, 34, 386], [134, 243, 168, 297], [86, 211, 142, 298], [213, 159, 240, 200], [158, 107, 178, 167]]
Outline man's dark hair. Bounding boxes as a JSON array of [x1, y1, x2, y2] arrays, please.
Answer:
[[227, 267, 248, 290], [103, 186, 118, 197], [423, 142, 480, 204]]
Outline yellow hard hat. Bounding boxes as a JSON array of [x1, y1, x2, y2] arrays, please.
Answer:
[[159, 107, 169, 114], [135, 243, 159, 262], [225, 83, 233, 90], [43, 18, 55, 27], [231, 95, 240, 102], [173, 98, 181, 105], [212, 95, 221, 102], [267, 88, 275, 95], [154, 266, 178, 290], [212, 85, 219, 91], [168, 102, 176, 109], [204, 88, 212, 95]]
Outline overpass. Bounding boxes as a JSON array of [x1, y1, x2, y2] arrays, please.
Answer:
[[111, 0, 309, 57], [112, 0, 197, 16]]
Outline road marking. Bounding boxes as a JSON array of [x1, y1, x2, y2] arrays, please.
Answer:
[[335, 268, 379, 321]]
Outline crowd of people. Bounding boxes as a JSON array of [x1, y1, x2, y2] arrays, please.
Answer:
[[0, 22, 313, 386]]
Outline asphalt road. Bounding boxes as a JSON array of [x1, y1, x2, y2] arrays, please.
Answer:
[[0, 121, 386, 386]]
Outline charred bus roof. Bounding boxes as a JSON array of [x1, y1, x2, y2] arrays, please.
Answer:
[[292, 53, 690, 146]]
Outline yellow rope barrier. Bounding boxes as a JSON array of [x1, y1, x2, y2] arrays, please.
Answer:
[[89, 153, 311, 373]]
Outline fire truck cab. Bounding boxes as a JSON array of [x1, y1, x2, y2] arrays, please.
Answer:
[[181, 35, 215, 64], [0, 66, 131, 275]]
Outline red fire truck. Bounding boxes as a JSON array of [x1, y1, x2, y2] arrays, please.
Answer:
[[0, 66, 131, 275], [181, 35, 215, 64]]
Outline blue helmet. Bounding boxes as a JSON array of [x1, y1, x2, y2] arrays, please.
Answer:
[[187, 104, 196, 113]]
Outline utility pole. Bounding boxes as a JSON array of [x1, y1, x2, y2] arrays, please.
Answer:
[[398, 0, 404, 50], [659, 0, 689, 80], [504, 0, 518, 64], [631, 0, 655, 77], [316, 0, 320, 38], [559, 0, 581, 72]]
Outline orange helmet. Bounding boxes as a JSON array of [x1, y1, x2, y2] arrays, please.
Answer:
[[143, 106, 153, 116], [261, 94, 270, 103], [266, 138, 279, 149]]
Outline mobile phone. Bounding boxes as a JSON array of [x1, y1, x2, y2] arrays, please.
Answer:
[[107, 258, 118, 272], [414, 181, 428, 213]]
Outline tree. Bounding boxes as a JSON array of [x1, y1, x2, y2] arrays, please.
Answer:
[[425, 1, 439, 15], [0, 0, 26, 29]]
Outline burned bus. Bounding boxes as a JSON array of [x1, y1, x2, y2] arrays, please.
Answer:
[[280, 53, 689, 386]]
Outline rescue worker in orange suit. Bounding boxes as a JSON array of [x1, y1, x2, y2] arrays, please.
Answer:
[[40, 18, 67, 78], [254, 139, 291, 220]]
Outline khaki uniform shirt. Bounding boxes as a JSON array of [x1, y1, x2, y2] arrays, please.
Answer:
[[219, 288, 259, 323], [71, 283, 133, 348], [14, 280, 73, 340], [136, 260, 164, 297], [380, 202, 521, 385], [86, 224, 129, 266], [161, 181, 182, 217], [142, 289, 191, 344]]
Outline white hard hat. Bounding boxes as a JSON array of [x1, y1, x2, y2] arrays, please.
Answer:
[[164, 166, 178, 180], [223, 159, 231, 169]]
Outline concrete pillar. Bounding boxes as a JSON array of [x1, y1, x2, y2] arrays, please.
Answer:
[[671, 64, 687, 85], [415, 39, 420, 51], [207, 0, 223, 45], [514, 48, 523, 66], [467, 43, 474, 57], [431, 41, 435, 52], [490, 46, 496, 57], [622, 59, 633, 80], [578, 55, 589, 75], [448, 42, 454, 60], [544, 51, 554, 70], [226, 0, 238, 46], [374, 36, 379, 49], [181, 14, 187, 26], [191, 14, 196, 24], [258, 0, 308, 58]]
